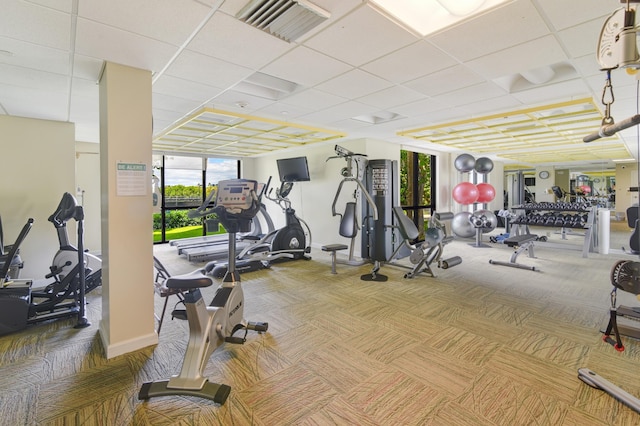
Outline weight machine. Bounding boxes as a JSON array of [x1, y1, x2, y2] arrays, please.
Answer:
[[322, 145, 379, 272], [578, 1, 640, 414]]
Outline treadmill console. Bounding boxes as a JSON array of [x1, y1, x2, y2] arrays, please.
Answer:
[[216, 179, 258, 215]]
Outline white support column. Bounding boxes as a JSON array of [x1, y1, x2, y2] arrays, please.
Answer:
[[99, 62, 157, 358]]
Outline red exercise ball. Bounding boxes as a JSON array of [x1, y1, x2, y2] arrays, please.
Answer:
[[579, 185, 591, 194], [476, 183, 496, 203], [452, 182, 479, 205]]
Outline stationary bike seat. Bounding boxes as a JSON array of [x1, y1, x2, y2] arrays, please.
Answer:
[[166, 269, 213, 290]]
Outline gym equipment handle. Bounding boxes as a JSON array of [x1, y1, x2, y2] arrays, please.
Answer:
[[583, 114, 640, 142]]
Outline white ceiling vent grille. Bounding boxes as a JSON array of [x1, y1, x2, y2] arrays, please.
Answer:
[[236, 0, 330, 42]]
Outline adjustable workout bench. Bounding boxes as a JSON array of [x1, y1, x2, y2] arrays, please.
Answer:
[[489, 233, 538, 271]]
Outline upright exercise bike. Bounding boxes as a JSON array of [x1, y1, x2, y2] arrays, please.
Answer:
[[139, 179, 269, 404]]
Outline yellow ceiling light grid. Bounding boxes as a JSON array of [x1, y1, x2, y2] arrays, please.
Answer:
[[398, 98, 631, 164], [153, 107, 347, 157]]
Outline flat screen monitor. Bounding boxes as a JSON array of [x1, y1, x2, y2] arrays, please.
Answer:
[[277, 156, 310, 182]]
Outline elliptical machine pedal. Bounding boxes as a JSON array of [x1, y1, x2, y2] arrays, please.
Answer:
[[139, 179, 269, 405]]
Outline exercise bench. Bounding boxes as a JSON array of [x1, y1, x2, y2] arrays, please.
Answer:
[[489, 233, 539, 271]]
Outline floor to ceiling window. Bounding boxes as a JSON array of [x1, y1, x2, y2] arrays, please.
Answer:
[[400, 150, 435, 241], [152, 155, 239, 243]]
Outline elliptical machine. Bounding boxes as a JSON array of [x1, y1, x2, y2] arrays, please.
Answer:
[[0, 193, 91, 335], [48, 193, 102, 293], [139, 179, 268, 404], [206, 178, 311, 278]]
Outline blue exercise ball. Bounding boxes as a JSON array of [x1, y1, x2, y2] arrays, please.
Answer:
[[454, 154, 475, 173]]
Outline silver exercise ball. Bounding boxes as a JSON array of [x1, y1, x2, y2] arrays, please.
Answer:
[[474, 157, 494, 174], [451, 211, 475, 238], [471, 209, 497, 233], [454, 154, 475, 173]]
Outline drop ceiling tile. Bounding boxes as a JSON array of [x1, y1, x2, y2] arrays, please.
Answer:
[[281, 88, 347, 111], [361, 40, 458, 84], [0, 36, 69, 75], [153, 75, 223, 103], [405, 65, 484, 97], [260, 46, 352, 87], [458, 95, 524, 118], [188, 12, 292, 70], [1, 0, 71, 50], [304, 4, 417, 67], [511, 78, 591, 105], [430, 82, 507, 107], [299, 100, 378, 124], [466, 35, 567, 80], [392, 97, 447, 118], [69, 79, 99, 142], [0, 82, 68, 121], [315, 69, 393, 99], [210, 90, 277, 112], [428, 0, 548, 62], [357, 85, 425, 109], [75, 18, 178, 73], [535, 0, 614, 31], [153, 93, 202, 113], [0, 63, 69, 91], [73, 54, 105, 81], [78, 0, 212, 46], [571, 54, 601, 78], [70, 77, 98, 98], [256, 102, 315, 119], [165, 49, 253, 88], [27, 0, 73, 13], [556, 18, 604, 58]]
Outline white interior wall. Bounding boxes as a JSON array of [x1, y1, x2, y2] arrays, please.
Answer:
[[75, 141, 101, 252], [251, 141, 353, 250], [0, 115, 75, 278], [616, 163, 639, 214]]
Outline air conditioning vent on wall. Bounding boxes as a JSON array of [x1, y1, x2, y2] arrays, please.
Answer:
[[236, 0, 330, 42]]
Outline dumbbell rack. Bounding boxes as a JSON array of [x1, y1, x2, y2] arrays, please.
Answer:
[[509, 203, 597, 258]]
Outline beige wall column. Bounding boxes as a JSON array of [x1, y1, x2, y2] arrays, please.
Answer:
[[99, 62, 156, 358]]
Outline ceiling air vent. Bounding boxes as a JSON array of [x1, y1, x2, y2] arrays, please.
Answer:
[[236, 0, 330, 42]]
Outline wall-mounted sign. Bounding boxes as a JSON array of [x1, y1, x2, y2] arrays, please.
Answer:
[[116, 162, 147, 196]]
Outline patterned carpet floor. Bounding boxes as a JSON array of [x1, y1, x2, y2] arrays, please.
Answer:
[[1, 222, 640, 425]]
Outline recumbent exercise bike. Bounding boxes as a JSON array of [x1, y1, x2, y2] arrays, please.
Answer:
[[139, 179, 268, 404]]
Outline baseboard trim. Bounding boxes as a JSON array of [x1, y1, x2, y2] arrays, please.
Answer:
[[99, 321, 158, 359]]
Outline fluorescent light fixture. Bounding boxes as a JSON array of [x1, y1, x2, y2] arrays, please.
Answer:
[[436, 0, 485, 16], [612, 158, 637, 163], [369, 0, 512, 37]]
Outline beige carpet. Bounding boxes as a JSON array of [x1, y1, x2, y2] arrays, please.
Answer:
[[1, 221, 640, 425]]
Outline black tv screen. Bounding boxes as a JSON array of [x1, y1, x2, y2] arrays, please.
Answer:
[[277, 156, 310, 182]]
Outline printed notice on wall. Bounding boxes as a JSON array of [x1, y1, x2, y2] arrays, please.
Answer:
[[116, 162, 147, 196]]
